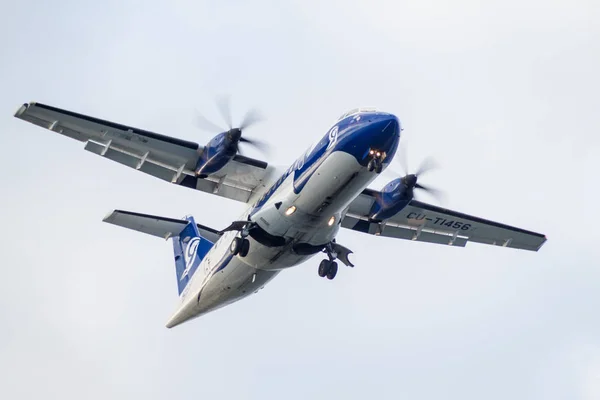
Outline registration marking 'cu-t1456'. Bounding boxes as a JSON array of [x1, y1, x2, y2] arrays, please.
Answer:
[[406, 212, 472, 231]]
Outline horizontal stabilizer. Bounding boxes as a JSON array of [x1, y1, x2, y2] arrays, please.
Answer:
[[103, 210, 222, 243]]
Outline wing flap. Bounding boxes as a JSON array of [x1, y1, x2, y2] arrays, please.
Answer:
[[83, 139, 190, 183], [99, 147, 141, 170], [179, 175, 253, 202], [341, 214, 468, 247]]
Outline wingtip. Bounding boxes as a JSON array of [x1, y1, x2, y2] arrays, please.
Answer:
[[535, 235, 548, 251], [14, 103, 30, 118], [101, 209, 118, 222]]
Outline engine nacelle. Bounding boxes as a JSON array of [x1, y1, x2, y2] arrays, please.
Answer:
[[194, 130, 240, 177], [368, 177, 414, 221]]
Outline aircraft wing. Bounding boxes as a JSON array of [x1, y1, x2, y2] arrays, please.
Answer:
[[341, 189, 547, 251], [14, 102, 271, 203]]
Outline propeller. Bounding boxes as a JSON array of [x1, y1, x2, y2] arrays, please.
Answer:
[[194, 95, 269, 156], [388, 143, 446, 204]]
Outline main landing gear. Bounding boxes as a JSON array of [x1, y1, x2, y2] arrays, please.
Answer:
[[318, 259, 338, 280], [367, 149, 385, 174], [230, 237, 250, 257], [317, 242, 340, 280], [317, 241, 355, 280], [229, 221, 255, 258]]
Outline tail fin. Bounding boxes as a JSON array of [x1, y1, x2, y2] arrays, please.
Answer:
[[172, 216, 214, 295]]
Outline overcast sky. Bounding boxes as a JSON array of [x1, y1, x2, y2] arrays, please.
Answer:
[[1, 1, 599, 399]]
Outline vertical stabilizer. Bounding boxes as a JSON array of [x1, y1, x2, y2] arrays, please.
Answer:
[[172, 216, 214, 295]]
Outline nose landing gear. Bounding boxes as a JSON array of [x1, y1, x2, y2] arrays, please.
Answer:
[[367, 149, 385, 174]]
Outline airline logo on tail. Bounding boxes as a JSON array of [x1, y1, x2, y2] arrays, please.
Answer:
[[180, 236, 200, 281]]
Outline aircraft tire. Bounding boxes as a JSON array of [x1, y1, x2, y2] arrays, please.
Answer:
[[367, 160, 376, 172], [239, 239, 250, 257], [326, 262, 338, 280], [230, 237, 242, 255], [318, 259, 330, 277]]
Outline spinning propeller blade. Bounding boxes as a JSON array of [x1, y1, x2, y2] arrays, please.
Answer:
[[239, 108, 263, 131], [216, 95, 233, 130], [239, 136, 270, 153], [193, 95, 269, 156], [414, 156, 438, 177], [414, 182, 446, 204], [194, 109, 225, 133], [391, 142, 446, 204]]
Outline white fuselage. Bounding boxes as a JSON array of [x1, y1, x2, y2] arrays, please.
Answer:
[[166, 111, 401, 327], [166, 153, 377, 327]]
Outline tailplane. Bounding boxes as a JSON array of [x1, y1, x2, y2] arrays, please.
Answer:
[[103, 210, 217, 296]]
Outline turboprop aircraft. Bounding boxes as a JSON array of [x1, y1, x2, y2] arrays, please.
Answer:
[[14, 101, 547, 328]]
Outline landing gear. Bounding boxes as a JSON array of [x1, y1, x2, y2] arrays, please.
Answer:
[[367, 149, 384, 174], [240, 239, 250, 257], [228, 220, 256, 258], [317, 242, 341, 280], [318, 259, 338, 280], [230, 236, 250, 257]]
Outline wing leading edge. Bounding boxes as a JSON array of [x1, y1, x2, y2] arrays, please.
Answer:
[[14, 102, 272, 203], [342, 189, 546, 251]]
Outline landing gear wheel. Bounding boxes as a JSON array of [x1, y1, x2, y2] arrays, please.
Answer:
[[230, 237, 242, 255], [318, 259, 330, 277], [326, 262, 338, 280], [239, 239, 250, 257], [317, 260, 338, 280], [368, 159, 383, 174], [368, 159, 376, 172]]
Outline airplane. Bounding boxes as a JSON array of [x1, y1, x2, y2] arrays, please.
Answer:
[[13, 101, 547, 328]]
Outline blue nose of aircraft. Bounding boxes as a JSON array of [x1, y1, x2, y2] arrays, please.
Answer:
[[351, 113, 401, 166]]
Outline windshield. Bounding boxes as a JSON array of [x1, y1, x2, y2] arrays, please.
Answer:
[[337, 107, 379, 121]]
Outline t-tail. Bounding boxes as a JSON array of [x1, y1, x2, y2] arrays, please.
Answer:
[[102, 210, 217, 296]]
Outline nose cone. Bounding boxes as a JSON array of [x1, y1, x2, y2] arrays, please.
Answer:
[[369, 113, 400, 140], [355, 113, 401, 164]]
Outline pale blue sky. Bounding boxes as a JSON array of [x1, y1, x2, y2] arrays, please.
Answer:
[[1, 1, 599, 399]]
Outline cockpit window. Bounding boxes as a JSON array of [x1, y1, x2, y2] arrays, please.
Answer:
[[359, 107, 377, 113], [337, 107, 379, 121], [337, 108, 358, 120]]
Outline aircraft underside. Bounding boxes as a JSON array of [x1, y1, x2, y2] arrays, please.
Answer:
[[14, 101, 546, 329], [166, 150, 387, 326]]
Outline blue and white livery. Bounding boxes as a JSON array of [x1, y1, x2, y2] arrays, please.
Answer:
[[14, 102, 547, 328]]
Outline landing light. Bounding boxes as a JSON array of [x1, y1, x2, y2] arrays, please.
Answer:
[[370, 149, 384, 158], [285, 206, 297, 216], [328, 216, 335, 226]]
